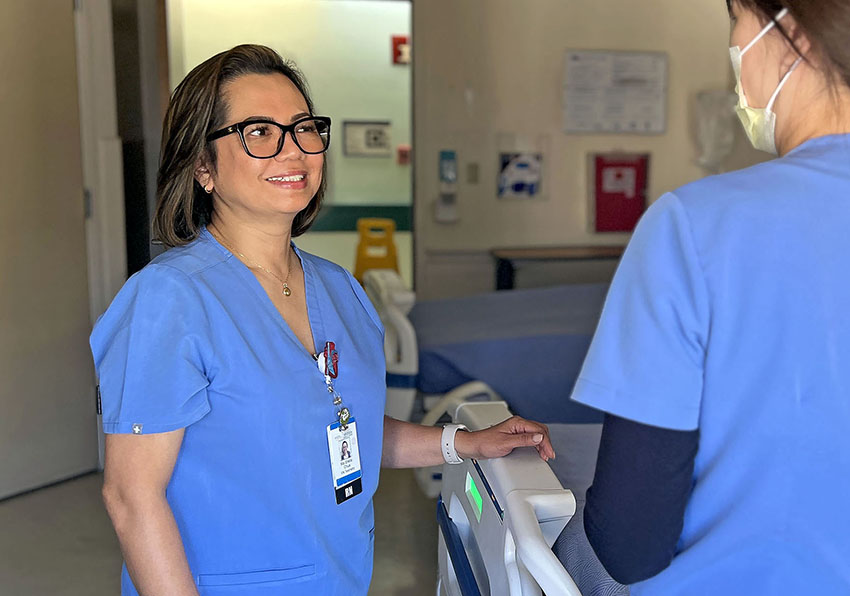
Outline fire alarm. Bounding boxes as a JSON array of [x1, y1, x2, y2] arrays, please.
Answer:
[[392, 35, 410, 65]]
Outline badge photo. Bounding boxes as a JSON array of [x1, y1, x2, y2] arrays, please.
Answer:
[[327, 419, 363, 504]]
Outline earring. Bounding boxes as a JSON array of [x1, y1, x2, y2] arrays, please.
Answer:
[[204, 185, 213, 194]]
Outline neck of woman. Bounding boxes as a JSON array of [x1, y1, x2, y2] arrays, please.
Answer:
[[777, 75, 850, 155], [209, 212, 295, 278]]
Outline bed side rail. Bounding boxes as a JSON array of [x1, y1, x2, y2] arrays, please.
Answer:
[[452, 401, 584, 596], [438, 495, 484, 596]]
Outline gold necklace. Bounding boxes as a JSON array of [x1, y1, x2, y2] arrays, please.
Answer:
[[209, 225, 295, 297]]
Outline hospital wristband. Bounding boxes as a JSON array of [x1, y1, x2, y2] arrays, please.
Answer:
[[441, 424, 468, 465]]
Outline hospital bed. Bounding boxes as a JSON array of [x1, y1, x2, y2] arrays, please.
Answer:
[[363, 270, 609, 497], [363, 270, 625, 595], [363, 270, 608, 424]]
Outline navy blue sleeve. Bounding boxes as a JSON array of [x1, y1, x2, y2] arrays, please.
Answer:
[[584, 413, 699, 585]]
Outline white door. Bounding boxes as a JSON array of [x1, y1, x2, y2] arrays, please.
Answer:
[[0, 1, 99, 498]]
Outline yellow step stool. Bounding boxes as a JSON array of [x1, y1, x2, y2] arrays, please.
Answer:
[[354, 218, 399, 282]]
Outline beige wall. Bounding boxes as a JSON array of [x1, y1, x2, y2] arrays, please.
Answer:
[[0, 2, 98, 497], [413, 0, 759, 298]]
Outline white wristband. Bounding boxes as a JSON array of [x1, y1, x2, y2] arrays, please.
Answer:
[[441, 424, 468, 465]]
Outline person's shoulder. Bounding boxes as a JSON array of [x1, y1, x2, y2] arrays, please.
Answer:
[[104, 236, 225, 316], [672, 160, 783, 211], [297, 247, 384, 334], [149, 234, 228, 278], [671, 146, 839, 220], [297, 247, 350, 280], [92, 244, 215, 349], [297, 247, 364, 293]]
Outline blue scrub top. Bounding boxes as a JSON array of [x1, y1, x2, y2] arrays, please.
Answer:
[[572, 134, 850, 594], [91, 228, 386, 596]]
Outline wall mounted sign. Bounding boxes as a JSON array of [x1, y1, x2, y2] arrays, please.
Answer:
[[590, 152, 650, 232], [498, 153, 543, 199], [564, 50, 668, 134], [392, 35, 410, 65], [343, 121, 392, 157]]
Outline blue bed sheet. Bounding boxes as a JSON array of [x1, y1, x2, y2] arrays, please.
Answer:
[[408, 284, 609, 423]]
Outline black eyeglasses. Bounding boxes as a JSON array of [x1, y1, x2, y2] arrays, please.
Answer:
[[207, 116, 332, 158]]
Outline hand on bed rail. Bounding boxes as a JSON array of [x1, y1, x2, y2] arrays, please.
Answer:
[[455, 416, 556, 462], [382, 415, 555, 468]]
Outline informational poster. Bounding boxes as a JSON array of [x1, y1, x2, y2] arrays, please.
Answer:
[[498, 153, 543, 199], [343, 121, 392, 157], [563, 50, 668, 134]]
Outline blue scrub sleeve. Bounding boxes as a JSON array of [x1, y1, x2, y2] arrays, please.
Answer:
[[571, 193, 709, 431], [90, 264, 212, 434]]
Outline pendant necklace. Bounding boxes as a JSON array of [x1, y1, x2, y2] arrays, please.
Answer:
[[209, 224, 295, 297]]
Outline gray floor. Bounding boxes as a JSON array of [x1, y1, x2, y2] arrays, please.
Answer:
[[0, 470, 437, 595]]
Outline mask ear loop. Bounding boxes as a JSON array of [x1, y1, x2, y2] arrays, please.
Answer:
[[766, 56, 803, 112], [741, 7, 789, 56]]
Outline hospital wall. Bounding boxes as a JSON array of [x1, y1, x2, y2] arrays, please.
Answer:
[[412, 0, 765, 299], [0, 1, 99, 497]]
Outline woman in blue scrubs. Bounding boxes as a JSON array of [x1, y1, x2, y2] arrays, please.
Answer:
[[574, 1, 850, 593], [91, 45, 554, 596]]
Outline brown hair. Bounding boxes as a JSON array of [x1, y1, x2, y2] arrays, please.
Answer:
[[153, 44, 327, 248], [728, 0, 850, 91]]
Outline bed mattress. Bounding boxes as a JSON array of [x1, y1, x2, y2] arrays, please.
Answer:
[[408, 283, 609, 423]]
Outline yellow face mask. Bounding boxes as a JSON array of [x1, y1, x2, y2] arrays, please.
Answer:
[[729, 8, 802, 155]]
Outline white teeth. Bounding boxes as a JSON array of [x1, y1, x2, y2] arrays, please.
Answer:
[[268, 175, 305, 182]]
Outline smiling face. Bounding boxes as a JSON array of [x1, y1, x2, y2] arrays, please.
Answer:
[[200, 73, 325, 226]]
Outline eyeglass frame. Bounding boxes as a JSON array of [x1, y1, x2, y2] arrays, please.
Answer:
[[206, 115, 332, 158]]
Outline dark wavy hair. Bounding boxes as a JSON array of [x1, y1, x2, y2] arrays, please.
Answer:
[[728, 0, 850, 92], [153, 44, 327, 248]]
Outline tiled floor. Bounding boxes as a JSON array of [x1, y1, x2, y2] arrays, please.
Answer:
[[0, 470, 437, 595]]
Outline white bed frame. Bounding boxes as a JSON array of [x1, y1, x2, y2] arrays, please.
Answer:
[[363, 269, 419, 421], [438, 400, 584, 596]]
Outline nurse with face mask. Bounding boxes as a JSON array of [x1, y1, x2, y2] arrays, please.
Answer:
[[730, 7, 802, 154], [564, 1, 850, 594]]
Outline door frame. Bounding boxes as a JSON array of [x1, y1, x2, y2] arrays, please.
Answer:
[[74, 0, 128, 468]]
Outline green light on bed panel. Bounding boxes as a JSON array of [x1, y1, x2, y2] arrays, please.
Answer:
[[465, 471, 483, 522]]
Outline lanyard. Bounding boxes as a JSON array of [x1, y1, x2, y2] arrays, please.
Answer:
[[317, 341, 351, 429]]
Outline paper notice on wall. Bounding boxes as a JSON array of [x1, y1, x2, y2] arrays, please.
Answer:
[[343, 121, 392, 157], [602, 166, 637, 199], [563, 50, 667, 134]]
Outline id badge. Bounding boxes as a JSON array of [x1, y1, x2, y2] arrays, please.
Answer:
[[327, 418, 363, 504]]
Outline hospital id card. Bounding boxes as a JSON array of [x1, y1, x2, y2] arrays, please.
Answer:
[[327, 419, 363, 504]]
